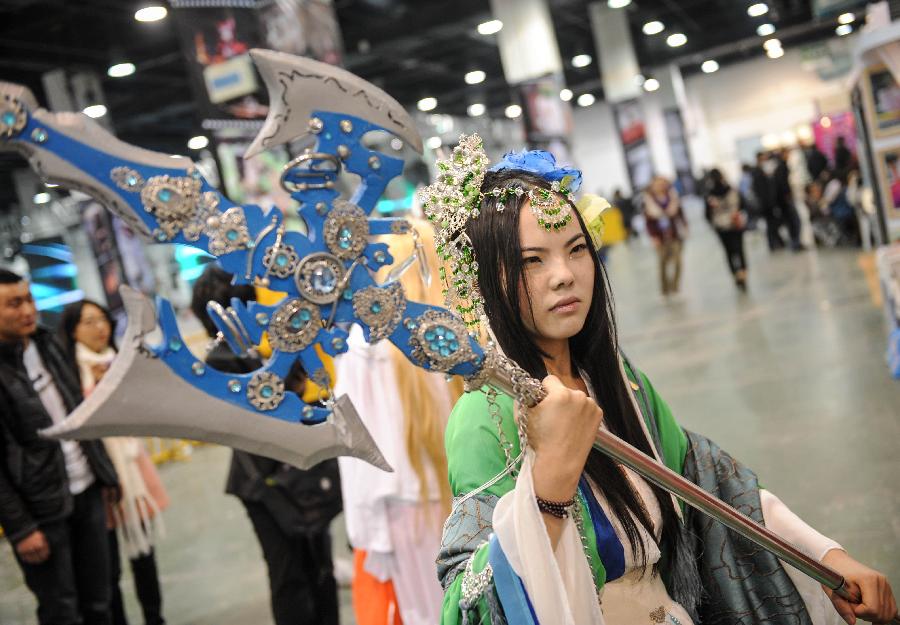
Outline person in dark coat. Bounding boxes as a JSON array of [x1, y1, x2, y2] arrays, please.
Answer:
[[190, 264, 342, 625], [0, 269, 120, 625], [751, 151, 784, 251], [773, 148, 803, 251]]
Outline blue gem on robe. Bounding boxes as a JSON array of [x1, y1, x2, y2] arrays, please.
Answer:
[[191, 362, 206, 376], [2, 111, 16, 126], [158, 188, 172, 202], [228, 379, 242, 393], [370, 302, 382, 314], [168, 337, 182, 352], [260, 385, 274, 399], [31, 128, 48, 143]]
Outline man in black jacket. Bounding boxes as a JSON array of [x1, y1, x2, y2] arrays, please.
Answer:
[[0, 269, 119, 625]]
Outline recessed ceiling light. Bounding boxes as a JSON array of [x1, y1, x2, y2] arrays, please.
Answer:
[[748, 3, 769, 17], [44, 182, 58, 188], [107, 62, 135, 78], [835, 24, 853, 36], [666, 33, 687, 47], [477, 20, 503, 35], [505, 104, 522, 119], [838, 12, 855, 25], [33, 192, 51, 204], [560, 88, 573, 102], [82, 104, 107, 119], [576, 93, 596, 107], [608, 0, 632, 7], [464, 70, 486, 85], [701, 60, 719, 73], [643, 78, 660, 92], [467, 103, 486, 117], [643, 21, 664, 35], [417, 97, 437, 112], [187, 136, 209, 150], [756, 23, 775, 36], [766, 46, 784, 59], [134, 6, 167, 22], [426, 136, 442, 150], [572, 54, 592, 68], [763, 38, 782, 50]]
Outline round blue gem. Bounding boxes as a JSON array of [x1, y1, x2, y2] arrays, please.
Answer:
[[404, 319, 417, 331], [446, 330, 456, 340], [440, 346, 451, 357], [331, 337, 346, 350], [228, 380, 242, 393], [302, 405, 315, 419], [157, 188, 172, 202], [311, 266, 337, 294], [339, 227, 352, 239], [424, 330, 436, 341], [31, 128, 48, 143], [449, 341, 459, 351], [126, 175, 138, 187], [260, 385, 274, 398], [339, 239, 351, 250], [191, 362, 206, 376], [275, 253, 288, 267], [255, 312, 269, 325], [343, 289, 353, 301], [299, 309, 312, 322], [168, 337, 182, 352], [226, 229, 238, 241], [2, 111, 16, 126], [370, 302, 382, 314], [374, 251, 386, 263]]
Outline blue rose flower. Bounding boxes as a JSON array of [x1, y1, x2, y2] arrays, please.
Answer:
[[489, 149, 583, 193]]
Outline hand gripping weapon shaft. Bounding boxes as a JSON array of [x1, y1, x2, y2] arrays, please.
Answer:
[[1, 51, 895, 621]]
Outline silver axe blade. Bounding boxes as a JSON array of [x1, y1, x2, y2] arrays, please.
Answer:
[[245, 49, 424, 158], [41, 286, 392, 472]]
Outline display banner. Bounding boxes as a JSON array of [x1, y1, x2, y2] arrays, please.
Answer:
[[613, 99, 654, 192], [519, 77, 573, 153], [79, 199, 127, 319], [170, 5, 268, 122], [171, 1, 344, 123]]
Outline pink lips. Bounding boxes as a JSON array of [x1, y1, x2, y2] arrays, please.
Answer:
[[550, 297, 580, 313]]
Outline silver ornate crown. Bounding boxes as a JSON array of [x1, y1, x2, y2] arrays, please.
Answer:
[[418, 133, 576, 328]]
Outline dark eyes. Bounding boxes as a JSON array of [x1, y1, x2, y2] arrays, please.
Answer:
[[522, 256, 541, 265], [571, 243, 588, 254], [521, 243, 587, 265]]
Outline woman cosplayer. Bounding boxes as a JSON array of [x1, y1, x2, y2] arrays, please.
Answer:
[[426, 136, 897, 625]]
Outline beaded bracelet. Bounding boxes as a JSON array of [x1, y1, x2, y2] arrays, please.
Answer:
[[536, 495, 576, 519]]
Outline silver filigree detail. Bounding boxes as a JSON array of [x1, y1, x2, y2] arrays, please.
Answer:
[[207, 207, 250, 256], [110, 167, 145, 192], [294, 253, 346, 305], [352, 283, 406, 343], [1, 95, 27, 139], [183, 191, 220, 242], [460, 550, 493, 608], [268, 298, 321, 353], [140, 174, 202, 240], [323, 200, 369, 260], [262, 243, 300, 278], [407, 309, 475, 372], [390, 219, 411, 234], [246, 371, 286, 411]]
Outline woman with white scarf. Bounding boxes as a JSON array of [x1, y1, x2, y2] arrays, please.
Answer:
[[59, 300, 168, 625]]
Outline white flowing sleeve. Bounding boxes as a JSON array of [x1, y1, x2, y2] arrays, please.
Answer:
[[760, 489, 846, 625], [491, 448, 605, 625]]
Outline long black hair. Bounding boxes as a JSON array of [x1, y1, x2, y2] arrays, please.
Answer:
[[58, 299, 117, 385], [467, 169, 681, 572]]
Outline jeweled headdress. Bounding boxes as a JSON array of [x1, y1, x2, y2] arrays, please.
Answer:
[[418, 133, 584, 327]]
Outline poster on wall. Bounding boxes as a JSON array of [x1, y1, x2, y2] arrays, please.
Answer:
[[79, 199, 126, 321], [613, 99, 653, 192], [812, 111, 857, 164], [875, 147, 900, 222], [863, 66, 900, 137]]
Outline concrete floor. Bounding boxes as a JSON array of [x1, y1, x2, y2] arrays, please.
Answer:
[[2, 211, 899, 624]]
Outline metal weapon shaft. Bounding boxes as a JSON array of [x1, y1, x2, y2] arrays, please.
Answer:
[[489, 374, 900, 623]]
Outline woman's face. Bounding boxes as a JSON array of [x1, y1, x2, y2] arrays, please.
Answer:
[[516, 202, 595, 349], [74, 303, 111, 354]]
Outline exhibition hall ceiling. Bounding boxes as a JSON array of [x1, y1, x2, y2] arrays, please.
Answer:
[[0, 0, 870, 168]]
